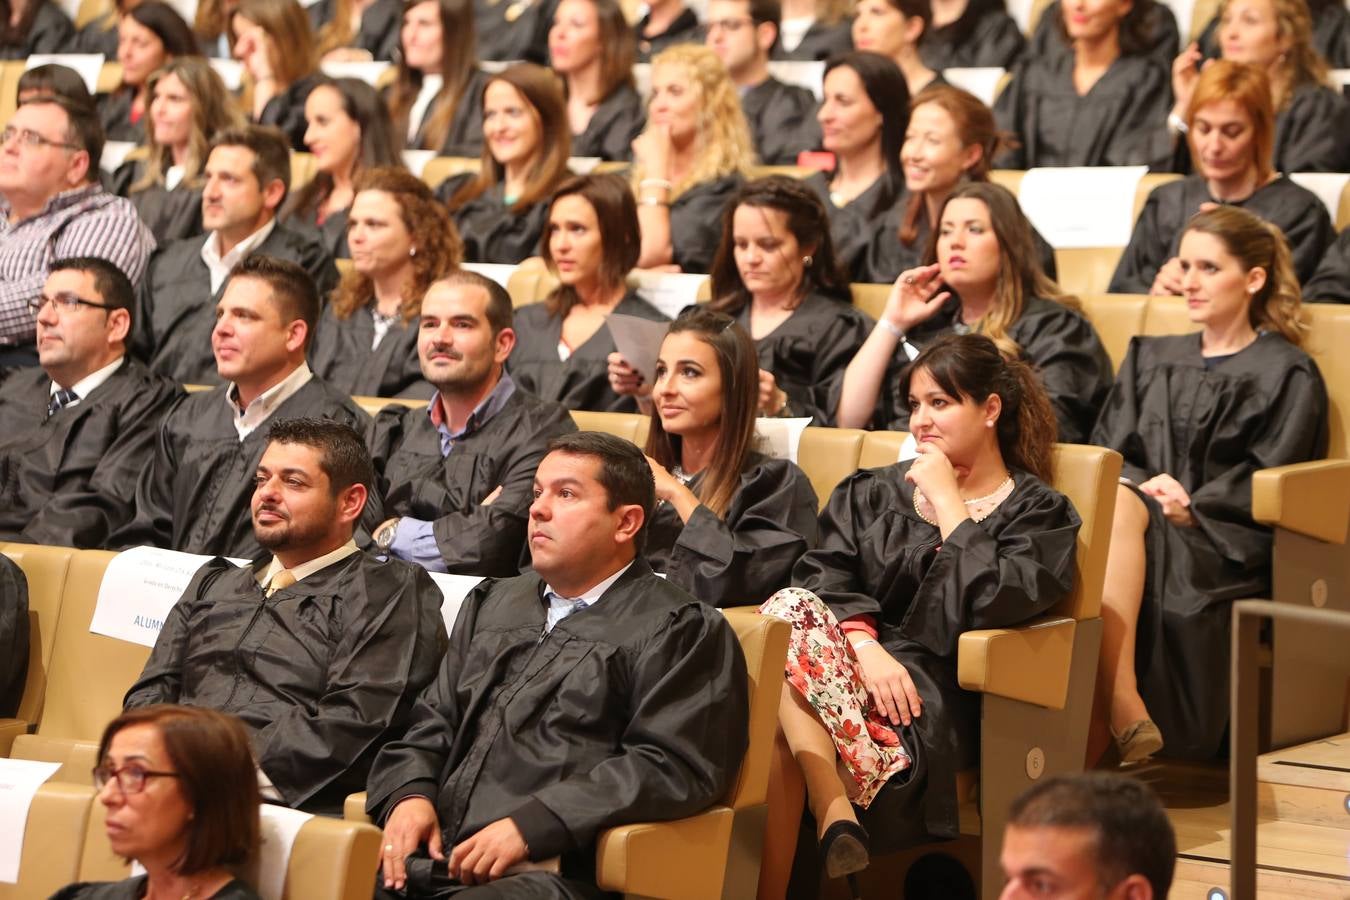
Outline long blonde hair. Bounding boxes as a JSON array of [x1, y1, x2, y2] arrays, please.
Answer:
[[132, 58, 243, 194], [632, 45, 754, 197], [1217, 0, 1330, 108]]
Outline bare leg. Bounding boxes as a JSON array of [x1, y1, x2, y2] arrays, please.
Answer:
[[1096, 485, 1153, 738], [756, 731, 805, 900], [777, 681, 858, 839]]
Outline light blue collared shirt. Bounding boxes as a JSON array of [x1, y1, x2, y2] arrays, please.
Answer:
[[542, 562, 633, 633]]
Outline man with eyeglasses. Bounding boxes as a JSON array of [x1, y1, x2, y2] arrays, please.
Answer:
[[0, 257, 180, 548], [0, 94, 155, 370], [706, 0, 821, 165]]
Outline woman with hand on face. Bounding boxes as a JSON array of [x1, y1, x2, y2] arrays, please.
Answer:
[[838, 182, 1112, 444], [631, 44, 753, 274], [1091, 206, 1327, 765], [310, 168, 462, 398], [512, 174, 668, 413], [111, 58, 242, 244], [807, 51, 909, 278], [1111, 61, 1333, 295], [758, 333, 1080, 894], [232, 0, 323, 151], [852, 0, 939, 94], [386, 0, 486, 158], [438, 64, 572, 264], [98, 1, 200, 144], [641, 307, 818, 607], [51, 705, 261, 900], [920, 0, 1024, 70], [283, 77, 403, 258], [549, 0, 644, 161]]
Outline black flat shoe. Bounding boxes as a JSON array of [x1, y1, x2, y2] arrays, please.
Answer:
[[820, 819, 870, 880]]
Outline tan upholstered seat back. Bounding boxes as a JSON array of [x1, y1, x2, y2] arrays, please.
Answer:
[[1, 544, 75, 728], [1078, 294, 1150, 373], [719, 608, 791, 811], [1048, 444, 1122, 621], [418, 155, 480, 190], [0, 781, 96, 900], [858, 431, 908, 470], [283, 816, 384, 900], [851, 283, 891, 321], [795, 427, 865, 510], [570, 410, 647, 445], [505, 269, 557, 307], [1054, 248, 1126, 298], [1300, 304, 1350, 459]]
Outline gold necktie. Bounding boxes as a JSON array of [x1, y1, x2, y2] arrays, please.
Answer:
[[266, 569, 297, 597]]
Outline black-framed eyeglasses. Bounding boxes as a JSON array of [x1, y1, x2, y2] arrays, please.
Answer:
[[28, 292, 110, 313], [0, 125, 80, 151], [92, 763, 182, 794]]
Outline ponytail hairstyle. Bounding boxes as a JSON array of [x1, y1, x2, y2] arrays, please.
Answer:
[[1181, 205, 1307, 345], [898, 332, 1058, 482], [644, 307, 759, 518]]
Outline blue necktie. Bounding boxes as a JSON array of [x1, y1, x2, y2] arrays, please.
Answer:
[[47, 388, 78, 418]]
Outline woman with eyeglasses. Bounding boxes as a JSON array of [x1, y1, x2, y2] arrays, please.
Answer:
[[52, 704, 262, 900]]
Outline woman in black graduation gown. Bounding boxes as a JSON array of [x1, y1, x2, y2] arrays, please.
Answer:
[[511, 174, 668, 412], [641, 307, 819, 606], [1194, 0, 1350, 69], [1304, 226, 1350, 303], [807, 51, 909, 278], [385, 0, 487, 158], [190, 0, 238, 58], [839, 181, 1112, 444], [282, 77, 403, 259], [309, 0, 402, 62], [631, 44, 752, 274], [0, 0, 71, 59], [1091, 206, 1328, 764], [231, 0, 323, 151], [110, 58, 242, 244], [52, 706, 263, 900], [920, 0, 1025, 70], [774, 0, 853, 60], [310, 168, 461, 398], [72, 0, 124, 56], [993, 0, 1172, 168], [759, 333, 1079, 890], [438, 64, 573, 264], [548, 0, 645, 161], [851, 0, 940, 94], [96, 1, 200, 144], [1111, 60, 1334, 294], [1168, 0, 1350, 173], [704, 175, 874, 425], [859, 83, 1057, 284], [1028, 0, 1179, 67]]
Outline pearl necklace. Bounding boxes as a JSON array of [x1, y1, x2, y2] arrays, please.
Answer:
[[912, 474, 1014, 526]]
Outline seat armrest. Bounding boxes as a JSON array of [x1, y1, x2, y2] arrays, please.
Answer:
[[595, 806, 735, 900], [344, 791, 372, 824], [957, 617, 1078, 709], [0, 716, 31, 756], [1251, 460, 1350, 544]]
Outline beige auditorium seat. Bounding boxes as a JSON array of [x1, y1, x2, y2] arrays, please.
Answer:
[[1077, 294, 1150, 372], [505, 267, 558, 307], [570, 410, 648, 445], [420, 156, 481, 190], [0, 543, 75, 756], [796, 427, 865, 510], [851, 282, 891, 321], [746, 165, 815, 180], [0, 60, 26, 124], [290, 151, 318, 193], [96, 62, 121, 95], [0, 780, 97, 900]]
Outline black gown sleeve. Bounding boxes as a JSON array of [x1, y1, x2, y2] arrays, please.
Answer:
[[670, 176, 741, 274], [259, 76, 321, 152], [573, 85, 644, 162], [1089, 337, 1153, 486], [791, 469, 892, 622], [1108, 186, 1174, 294], [113, 393, 187, 549], [1303, 227, 1350, 304], [0, 554, 28, 718], [1012, 302, 1114, 445], [1273, 84, 1350, 174], [123, 558, 233, 709]]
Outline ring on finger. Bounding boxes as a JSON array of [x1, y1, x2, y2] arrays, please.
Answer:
[[903, 275, 915, 284]]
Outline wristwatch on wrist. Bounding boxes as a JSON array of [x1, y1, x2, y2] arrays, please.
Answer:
[[375, 518, 401, 551]]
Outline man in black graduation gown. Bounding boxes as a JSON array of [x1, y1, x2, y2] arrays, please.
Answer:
[[366, 271, 576, 577], [132, 124, 339, 386], [125, 418, 448, 816], [0, 257, 181, 548], [112, 255, 369, 558], [368, 432, 750, 899], [707, 0, 821, 165]]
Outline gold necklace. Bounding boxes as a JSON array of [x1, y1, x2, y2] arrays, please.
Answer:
[[912, 474, 1014, 526]]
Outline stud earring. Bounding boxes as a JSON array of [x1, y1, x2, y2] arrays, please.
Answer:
[[802, 255, 813, 267], [410, 247, 417, 257]]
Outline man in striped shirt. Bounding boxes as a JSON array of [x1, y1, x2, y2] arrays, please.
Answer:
[[0, 94, 155, 368]]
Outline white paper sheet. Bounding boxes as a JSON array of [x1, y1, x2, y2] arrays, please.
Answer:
[[1288, 172, 1349, 224], [24, 55, 104, 94], [766, 60, 825, 100], [568, 156, 602, 174], [942, 67, 1007, 107], [401, 149, 437, 177], [606, 313, 670, 385], [1017, 166, 1148, 248], [1158, 0, 1197, 42], [321, 60, 393, 85], [1006, 0, 1037, 34], [0, 759, 62, 884], [88, 548, 246, 648], [251, 805, 314, 900], [429, 573, 483, 634], [632, 271, 707, 320], [209, 58, 245, 91], [753, 417, 813, 463], [633, 63, 651, 100], [100, 140, 138, 174], [897, 433, 918, 461], [462, 262, 518, 290], [53, 0, 80, 24]]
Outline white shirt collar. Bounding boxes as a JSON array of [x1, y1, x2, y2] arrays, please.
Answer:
[[226, 362, 314, 441], [201, 217, 278, 294], [543, 560, 634, 631], [258, 540, 360, 590], [49, 356, 125, 406]]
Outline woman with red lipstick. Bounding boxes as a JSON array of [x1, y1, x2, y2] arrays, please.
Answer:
[[1110, 61, 1333, 295], [439, 64, 572, 264], [758, 333, 1078, 894], [385, 0, 486, 158], [548, 0, 645, 161], [838, 181, 1111, 444], [1091, 205, 1327, 764], [53, 705, 262, 900], [96, 1, 200, 145], [851, 0, 939, 94], [510, 173, 669, 412], [283, 77, 403, 259]]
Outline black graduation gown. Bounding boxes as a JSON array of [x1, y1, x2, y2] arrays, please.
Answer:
[[732, 290, 874, 425], [645, 453, 818, 606], [259, 74, 324, 152], [635, 6, 705, 62], [0, 1, 73, 59], [72, 14, 118, 56], [878, 296, 1113, 444], [669, 173, 742, 274], [364, 560, 749, 892], [571, 84, 644, 162], [476, 0, 559, 62], [508, 292, 669, 413], [365, 388, 577, 576], [124, 551, 449, 815], [309, 304, 428, 398], [285, 203, 351, 260], [96, 89, 144, 144], [993, 52, 1172, 169], [109, 159, 205, 245], [51, 877, 261, 900], [404, 69, 489, 158], [771, 18, 852, 61], [793, 462, 1079, 846], [132, 224, 341, 386], [1108, 175, 1334, 294], [1272, 83, 1350, 174], [111, 376, 370, 557], [856, 187, 1059, 285], [0, 360, 183, 549], [307, 0, 402, 60], [438, 175, 551, 264], [919, 9, 1026, 71], [1304, 226, 1350, 304], [1027, 0, 1179, 68], [0, 554, 27, 719], [742, 77, 821, 166], [805, 171, 903, 281], [1090, 333, 1328, 760]]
